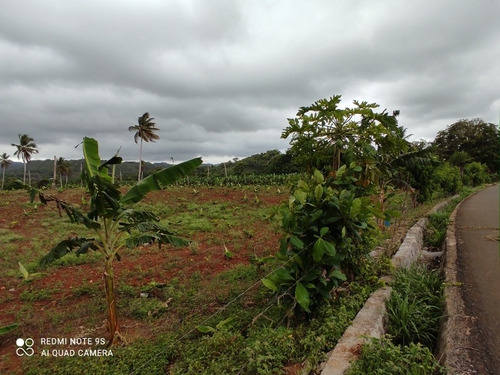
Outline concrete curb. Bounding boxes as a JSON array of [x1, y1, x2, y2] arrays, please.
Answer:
[[435, 197, 477, 374], [320, 286, 392, 375], [391, 218, 427, 269], [320, 197, 455, 375]]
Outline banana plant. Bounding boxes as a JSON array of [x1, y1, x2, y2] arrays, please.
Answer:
[[27, 137, 202, 345]]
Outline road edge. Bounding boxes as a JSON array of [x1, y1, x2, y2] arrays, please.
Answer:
[[436, 187, 493, 374]]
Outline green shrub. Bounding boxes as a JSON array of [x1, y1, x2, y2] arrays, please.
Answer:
[[432, 162, 462, 194], [263, 168, 378, 313], [463, 162, 490, 186]]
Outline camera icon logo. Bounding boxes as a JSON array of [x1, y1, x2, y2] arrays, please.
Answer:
[[16, 338, 35, 357]]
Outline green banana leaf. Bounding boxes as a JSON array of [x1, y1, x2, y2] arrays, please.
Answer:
[[0, 324, 18, 335], [82, 137, 115, 180], [121, 157, 202, 205]]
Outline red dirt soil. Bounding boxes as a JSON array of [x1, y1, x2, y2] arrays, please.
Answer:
[[0, 186, 286, 374]]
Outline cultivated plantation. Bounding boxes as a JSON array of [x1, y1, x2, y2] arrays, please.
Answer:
[[0, 184, 287, 373]]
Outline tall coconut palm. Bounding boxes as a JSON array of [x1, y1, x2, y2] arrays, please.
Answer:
[[11, 134, 39, 184], [1, 153, 12, 189], [128, 113, 160, 181], [56, 157, 72, 187]]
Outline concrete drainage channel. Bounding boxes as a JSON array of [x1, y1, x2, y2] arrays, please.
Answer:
[[319, 198, 457, 375]]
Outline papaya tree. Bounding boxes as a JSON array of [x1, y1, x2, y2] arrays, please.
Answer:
[[26, 137, 202, 345]]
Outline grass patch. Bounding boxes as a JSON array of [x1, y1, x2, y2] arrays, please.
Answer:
[[20, 288, 54, 302], [349, 265, 446, 374], [388, 265, 444, 350], [347, 336, 446, 375], [0, 228, 25, 243]]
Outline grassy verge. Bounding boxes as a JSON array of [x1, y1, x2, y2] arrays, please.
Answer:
[[347, 187, 482, 374], [348, 265, 447, 375]]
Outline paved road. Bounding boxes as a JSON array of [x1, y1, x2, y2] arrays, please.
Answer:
[[456, 185, 500, 374]]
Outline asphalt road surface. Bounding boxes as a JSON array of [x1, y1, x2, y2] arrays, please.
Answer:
[[456, 185, 500, 374]]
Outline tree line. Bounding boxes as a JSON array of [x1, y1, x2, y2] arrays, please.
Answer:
[[1, 113, 160, 189], [1, 107, 498, 197], [262, 95, 498, 315]]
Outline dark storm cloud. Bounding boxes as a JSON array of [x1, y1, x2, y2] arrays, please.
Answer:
[[1, 0, 499, 163]]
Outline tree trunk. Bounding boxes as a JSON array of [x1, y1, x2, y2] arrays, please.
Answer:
[[104, 258, 118, 346], [138, 139, 143, 182], [53, 156, 57, 189]]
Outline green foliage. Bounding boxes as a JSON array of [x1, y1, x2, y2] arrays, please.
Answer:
[[282, 95, 403, 175], [185, 173, 293, 187], [434, 118, 499, 172], [463, 162, 490, 186], [171, 282, 376, 375], [124, 298, 168, 319], [399, 141, 441, 203], [387, 266, 444, 349], [299, 282, 376, 368], [230, 149, 298, 175], [25, 336, 174, 375], [432, 162, 462, 195], [347, 336, 446, 375], [263, 168, 378, 313], [25, 136, 201, 344], [121, 158, 202, 204], [0, 323, 18, 335], [171, 330, 246, 374], [242, 327, 301, 374], [425, 211, 450, 247], [448, 150, 472, 170], [32, 138, 201, 266], [20, 288, 53, 302]]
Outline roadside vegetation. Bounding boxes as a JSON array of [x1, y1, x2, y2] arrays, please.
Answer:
[[1, 98, 498, 374], [348, 187, 480, 374]]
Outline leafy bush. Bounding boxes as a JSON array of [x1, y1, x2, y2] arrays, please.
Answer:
[[463, 162, 490, 186], [263, 168, 378, 313], [432, 162, 462, 195]]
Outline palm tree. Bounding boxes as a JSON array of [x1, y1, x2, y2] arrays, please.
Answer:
[[56, 157, 72, 187], [1, 153, 12, 189], [128, 113, 160, 181], [11, 134, 39, 184]]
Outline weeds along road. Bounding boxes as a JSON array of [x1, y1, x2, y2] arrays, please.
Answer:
[[456, 184, 500, 374]]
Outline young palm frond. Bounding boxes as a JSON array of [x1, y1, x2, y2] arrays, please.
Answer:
[[128, 113, 160, 181]]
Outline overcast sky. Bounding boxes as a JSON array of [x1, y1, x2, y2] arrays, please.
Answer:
[[1, 0, 499, 164]]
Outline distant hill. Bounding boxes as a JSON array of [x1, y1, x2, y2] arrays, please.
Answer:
[[1, 150, 298, 188], [2, 159, 173, 183]]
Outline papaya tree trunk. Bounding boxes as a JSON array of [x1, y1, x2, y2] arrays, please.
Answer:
[[104, 257, 118, 346]]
